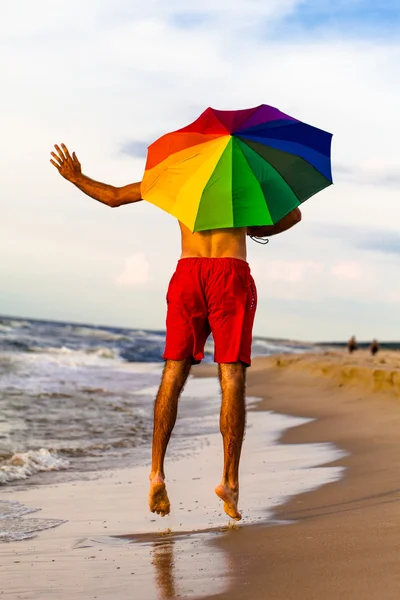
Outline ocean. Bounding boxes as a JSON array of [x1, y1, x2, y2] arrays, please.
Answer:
[[0, 314, 317, 488]]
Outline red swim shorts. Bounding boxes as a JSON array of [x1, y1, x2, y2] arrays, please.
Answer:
[[163, 257, 257, 366]]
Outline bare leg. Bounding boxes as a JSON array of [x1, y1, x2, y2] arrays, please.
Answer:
[[149, 359, 192, 517], [215, 362, 246, 520]]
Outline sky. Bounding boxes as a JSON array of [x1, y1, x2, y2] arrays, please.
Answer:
[[1, 0, 400, 342]]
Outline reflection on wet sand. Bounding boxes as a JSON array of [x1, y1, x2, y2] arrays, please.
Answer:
[[152, 539, 176, 600], [76, 531, 230, 599], [149, 533, 229, 599]]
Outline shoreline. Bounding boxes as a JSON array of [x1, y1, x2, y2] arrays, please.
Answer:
[[2, 351, 400, 599], [0, 390, 340, 600]]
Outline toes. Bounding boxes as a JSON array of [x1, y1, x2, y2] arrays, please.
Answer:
[[223, 501, 241, 521], [150, 503, 170, 517]]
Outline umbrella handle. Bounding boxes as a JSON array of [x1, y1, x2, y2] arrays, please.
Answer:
[[249, 236, 269, 245]]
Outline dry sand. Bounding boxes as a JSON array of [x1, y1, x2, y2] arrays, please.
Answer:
[[2, 349, 400, 600], [271, 348, 400, 397]]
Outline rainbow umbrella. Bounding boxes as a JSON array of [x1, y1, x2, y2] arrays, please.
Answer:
[[141, 105, 333, 232]]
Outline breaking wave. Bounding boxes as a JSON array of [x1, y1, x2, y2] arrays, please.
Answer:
[[0, 449, 69, 485]]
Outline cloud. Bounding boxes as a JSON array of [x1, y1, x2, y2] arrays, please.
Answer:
[[250, 248, 379, 304], [258, 260, 323, 283], [310, 224, 400, 257], [120, 141, 149, 158], [170, 12, 215, 29], [331, 261, 363, 281], [358, 233, 400, 256], [254, 258, 363, 286], [334, 163, 400, 187], [385, 291, 400, 303], [114, 253, 151, 287], [0, 0, 301, 43]]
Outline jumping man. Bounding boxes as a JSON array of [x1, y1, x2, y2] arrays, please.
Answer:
[[50, 143, 302, 521]]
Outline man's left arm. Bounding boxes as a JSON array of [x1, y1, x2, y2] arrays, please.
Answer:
[[247, 207, 302, 238]]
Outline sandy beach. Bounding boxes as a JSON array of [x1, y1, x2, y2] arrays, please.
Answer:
[[2, 349, 400, 599]]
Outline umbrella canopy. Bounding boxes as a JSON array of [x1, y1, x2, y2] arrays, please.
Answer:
[[141, 105, 333, 232]]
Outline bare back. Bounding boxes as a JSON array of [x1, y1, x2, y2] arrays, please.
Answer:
[[179, 222, 248, 261]]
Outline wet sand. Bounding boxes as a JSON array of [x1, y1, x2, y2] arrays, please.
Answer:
[[205, 350, 400, 600], [2, 350, 400, 599]]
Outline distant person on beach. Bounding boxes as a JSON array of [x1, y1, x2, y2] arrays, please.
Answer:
[[347, 336, 358, 354], [370, 339, 380, 356], [50, 143, 302, 521]]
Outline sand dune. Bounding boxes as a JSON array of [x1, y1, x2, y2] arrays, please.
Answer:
[[269, 349, 400, 398]]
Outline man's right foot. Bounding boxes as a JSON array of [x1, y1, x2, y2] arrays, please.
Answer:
[[215, 483, 242, 521], [149, 474, 170, 517]]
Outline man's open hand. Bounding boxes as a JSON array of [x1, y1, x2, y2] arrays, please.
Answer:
[[50, 144, 82, 182]]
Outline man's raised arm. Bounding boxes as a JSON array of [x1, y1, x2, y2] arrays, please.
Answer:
[[247, 207, 302, 238], [50, 143, 142, 208]]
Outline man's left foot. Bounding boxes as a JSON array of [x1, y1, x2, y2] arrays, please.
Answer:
[[149, 474, 170, 517], [215, 483, 242, 521]]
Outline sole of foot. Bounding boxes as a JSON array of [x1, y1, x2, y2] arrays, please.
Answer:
[[149, 477, 171, 517], [215, 483, 242, 521]]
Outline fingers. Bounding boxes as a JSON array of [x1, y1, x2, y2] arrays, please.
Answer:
[[50, 158, 61, 170], [61, 143, 72, 162], [51, 143, 74, 166], [54, 144, 66, 162], [53, 143, 72, 164], [50, 143, 81, 175], [50, 151, 63, 167]]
